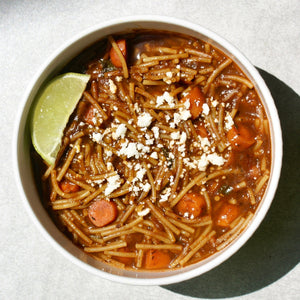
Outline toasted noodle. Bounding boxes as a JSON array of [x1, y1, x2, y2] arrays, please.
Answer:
[[100, 217, 144, 237], [170, 172, 206, 207], [83, 91, 108, 120], [203, 58, 232, 93], [65, 173, 95, 192], [60, 212, 93, 245], [91, 253, 125, 269], [202, 190, 211, 213], [118, 204, 136, 224], [167, 217, 195, 234], [222, 75, 254, 89], [84, 241, 127, 253], [103, 229, 136, 242], [35, 31, 271, 271], [51, 191, 90, 210], [143, 162, 156, 201], [104, 251, 137, 258], [179, 230, 216, 266], [216, 212, 253, 251], [255, 173, 270, 194], [142, 53, 189, 62], [108, 36, 128, 78], [57, 138, 82, 181], [135, 244, 183, 251], [146, 199, 181, 235], [70, 209, 88, 228], [81, 184, 107, 206], [133, 226, 171, 243]]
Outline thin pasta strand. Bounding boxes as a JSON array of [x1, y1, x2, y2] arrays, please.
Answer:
[[57, 138, 82, 181], [84, 241, 127, 253], [108, 36, 128, 78]]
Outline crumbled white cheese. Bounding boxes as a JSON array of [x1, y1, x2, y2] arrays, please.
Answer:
[[137, 112, 153, 127], [159, 187, 172, 202], [173, 102, 192, 126], [137, 207, 150, 217], [108, 79, 117, 94], [105, 150, 113, 157], [199, 136, 211, 149], [202, 103, 210, 115], [179, 132, 187, 144], [136, 168, 146, 181], [207, 153, 225, 166], [166, 71, 173, 78], [151, 126, 159, 139], [115, 76, 123, 82], [140, 183, 151, 193], [171, 131, 181, 140], [134, 163, 141, 171], [156, 91, 175, 108], [224, 113, 234, 131], [211, 99, 219, 107], [118, 141, 139, 158], [112, 123, 127, 140], [183, 99, 190, 109], [106, 162, 114, 171], [197, 154, 210, 171], [145, 138, 154, 145], [137, 143, 150, 154], [105, 174, 121, 195], [91, 132, 103, 143], [150, 152, 158, 159]]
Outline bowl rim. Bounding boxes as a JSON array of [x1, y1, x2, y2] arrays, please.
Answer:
[[13, 14, 282, 285]]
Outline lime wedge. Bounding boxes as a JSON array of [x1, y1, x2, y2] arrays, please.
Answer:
[[31, 72, 90, 165]]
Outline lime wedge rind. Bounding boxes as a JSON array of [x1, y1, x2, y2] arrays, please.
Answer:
[[31, 73, 90, 165]]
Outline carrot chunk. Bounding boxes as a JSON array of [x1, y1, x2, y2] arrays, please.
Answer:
[[83, 105, 96, 125], [110, 39, 127, 68], [196, 123, 208, 138], [227, 124, 255, 150], [88, 199, 118, 227], [175, 192, 206, 218], [60, 180, 80, 193], [144, 249, 171, 270], [216, 203, 240, 227], [181, 86, 205, 119]]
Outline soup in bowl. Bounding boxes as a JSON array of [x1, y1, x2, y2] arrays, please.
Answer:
[[14, 16, 282, 285]]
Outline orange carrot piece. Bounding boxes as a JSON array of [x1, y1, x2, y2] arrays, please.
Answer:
[[110, 39, 127, 68], [227, 124, 255, 150], [144, 249, 171, 270], [175, 192, 206, 218], [60, 180, 80, 193], [88, 199, 118, 227], [196, 123, 208, 138], [181, 86, 205, 119], [216, 203, 240, 227], [83, 105, 96, 125]]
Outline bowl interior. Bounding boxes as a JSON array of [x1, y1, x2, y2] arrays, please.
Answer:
[[14, 16, 282, 285]]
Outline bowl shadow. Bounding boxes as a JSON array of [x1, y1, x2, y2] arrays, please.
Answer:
[[163, 68, 300, 298]]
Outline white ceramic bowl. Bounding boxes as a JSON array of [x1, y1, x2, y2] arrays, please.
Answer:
[[14, 15, 282, 285]]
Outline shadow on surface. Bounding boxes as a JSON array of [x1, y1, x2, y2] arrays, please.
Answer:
[[163, 68, 300, 298]]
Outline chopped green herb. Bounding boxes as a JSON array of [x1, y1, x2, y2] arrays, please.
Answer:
[[219, 185, 233, 195], [101, 59, 116, 73], [162, 147, 170, 158]]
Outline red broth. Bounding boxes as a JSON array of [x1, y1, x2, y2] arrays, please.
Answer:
[[31, 31, 271, 270]]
